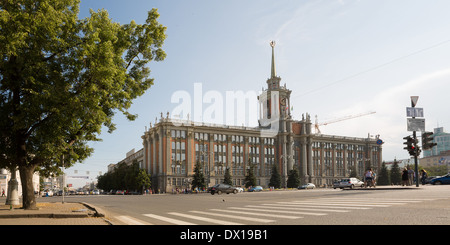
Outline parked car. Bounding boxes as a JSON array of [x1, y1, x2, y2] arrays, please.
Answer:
[[92, 190, 100, 195], [298, 183, 315, 189], [339, 178, 364, 189], [333, 180, 343, 189], [236, 187, 244, 193], [115, 190, 125, 195], [208, 184, 238, 195], [248, 186, 263, 192], [430, 174, 450, 185]]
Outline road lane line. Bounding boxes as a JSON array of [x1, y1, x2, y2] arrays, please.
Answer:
[[189, 210, 275, 223], [318, 198, 423, 203], [275, 202, 372, 209], [260, 204, 349, 212], [210, 209, 302, 219], [168, 212, 244, 225], [290, 201, 389, 207], [116, 215, 152, 225], [143, 213, 197, 225], [233, 206, 327, 216]]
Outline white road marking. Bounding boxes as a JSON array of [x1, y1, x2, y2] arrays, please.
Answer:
[[143, 213, 197, 225], [168, 212, 244, 225], [189, 210, 275, 223], [116, 215, 152, 225]]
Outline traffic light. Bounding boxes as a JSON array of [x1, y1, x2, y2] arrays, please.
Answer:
[[403, 135, 419, 156], [422, 131, 437, 150]]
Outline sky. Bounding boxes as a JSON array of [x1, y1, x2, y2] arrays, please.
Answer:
[[66, 0, 450, 188]]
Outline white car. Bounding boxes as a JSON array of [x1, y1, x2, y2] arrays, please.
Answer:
[[339, 178, 364, 189], [298, 183, 315, 189]]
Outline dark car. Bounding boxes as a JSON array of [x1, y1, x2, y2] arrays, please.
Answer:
[[430, 174, 450, 185], [208, 184, 238, 195]]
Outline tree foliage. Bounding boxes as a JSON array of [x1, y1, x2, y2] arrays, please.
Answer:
[[191, 161, 206, 190], [377, 162, 390, 186], [287, 168, 300, 188], [269, 164, 281, 188], [223, 167, 232, 186], [97, 161, 151, 193], [390, 159, 402, 185], [0, 0, 166, 209], [244, 159, 257, 188]]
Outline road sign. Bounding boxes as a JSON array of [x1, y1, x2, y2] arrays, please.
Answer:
[[406, 107, 424, 117], [407, 118, 425, 132], [410, 96, 419, 107]]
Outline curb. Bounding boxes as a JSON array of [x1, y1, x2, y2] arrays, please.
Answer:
[[0, 212, 88, 219], [80, 202, 106, 217], [341, 187, 421, 191], [0, 202, 105, 219]]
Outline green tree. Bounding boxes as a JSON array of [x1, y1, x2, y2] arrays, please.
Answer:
[[223, 167, 232, 185], [135, 168, 151, 193], [244, 159, 257, 188], [0, 0, 166, 209], [390, 159, 402, 185], [287, 168, 300, 188], [97, 161, 151, 193], [349, 165, 357, 178], [377, 162, 390, 186], [269, 164, 281, 188], [191, 161, 206, 191]]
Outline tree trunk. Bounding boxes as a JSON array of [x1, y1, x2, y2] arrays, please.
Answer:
[[19, 164, 38, 210]]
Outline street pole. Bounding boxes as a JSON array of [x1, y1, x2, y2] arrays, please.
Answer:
[[62, 155, 65, 204], [411, 100, 419, 187], [413, 131, 419, 187]]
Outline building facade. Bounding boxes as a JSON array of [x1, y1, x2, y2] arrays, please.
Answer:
[[142, 43, 383, 193], [423, 127, 450, 157]]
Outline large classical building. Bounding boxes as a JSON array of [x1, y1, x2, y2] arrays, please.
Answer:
[[142, 42, 383, 193]]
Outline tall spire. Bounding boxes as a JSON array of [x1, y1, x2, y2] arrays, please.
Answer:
[[270, 40, 276, 78], [267, 40, 281, 90]]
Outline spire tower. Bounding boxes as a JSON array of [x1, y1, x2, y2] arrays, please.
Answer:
[[267, 40, 281, 90], [270, 40, 276, 78]]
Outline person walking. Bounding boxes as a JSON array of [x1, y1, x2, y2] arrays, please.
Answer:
[[420, 169, 428, 185], [364, 168, 373, 188], [402, 167, 409, 186], [372, 170, 377, 188], [407, 167, 414, 186]]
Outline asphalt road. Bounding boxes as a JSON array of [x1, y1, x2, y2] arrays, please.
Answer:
[[41, 185, 450, 226]]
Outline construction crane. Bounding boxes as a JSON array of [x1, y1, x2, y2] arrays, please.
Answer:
[[314, 111, 376, 134]]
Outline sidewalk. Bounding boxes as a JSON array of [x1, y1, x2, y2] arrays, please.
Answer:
[[341, 185, 423, 191], [0, 202, 111, 225]]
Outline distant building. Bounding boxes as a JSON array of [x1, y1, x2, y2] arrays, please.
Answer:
[[384, 158, 415, 170], [107, 148, 144, 173], [141, 43, 383, 193], [423, 127, 450, 157], [420, 150, 450, 169]]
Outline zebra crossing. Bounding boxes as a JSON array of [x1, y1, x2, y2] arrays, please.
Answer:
[[114, 196, 440, 225]]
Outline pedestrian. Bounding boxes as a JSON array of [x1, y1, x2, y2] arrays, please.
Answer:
[[364, 168, 373, 188], [1, 189, 4, 197], [372, 170, 377, 188], [407, 167, 414, 186], [402, 167, 409, 186], [420, 169, 428, 185]]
